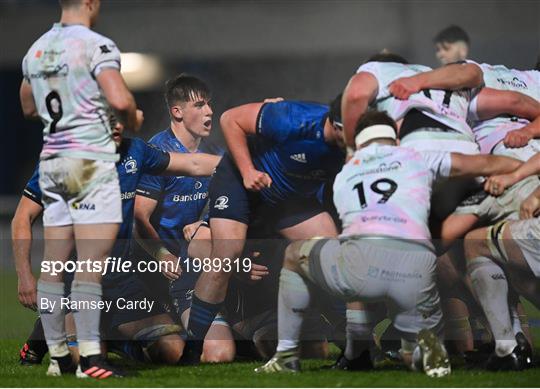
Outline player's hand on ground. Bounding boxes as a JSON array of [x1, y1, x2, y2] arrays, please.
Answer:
[[159, 253, 182, 281], [484, 173, 516, 196], [243, 169, 272, 191], [17, 273, 37, 310], [389, 77, 421, 100], [263, 97, 284, 103], [134, 109, 144, 132], [520, 192, 540, 219], [183, 220, 204, 242], [503, 128, 532, 148]]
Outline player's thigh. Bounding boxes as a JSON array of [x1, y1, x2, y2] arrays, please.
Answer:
[[43, 225, 75, 260], [438, 212, 480, 250], [74, 223, 120, 260], [188, 225, 211, 259], [388, 248, 442, 335], [463, 226, 493, 260], [279, 211, 338, 240], [501, 220, 540, 305], [209, 218, 248, 259], [117, 313, 176, 339]]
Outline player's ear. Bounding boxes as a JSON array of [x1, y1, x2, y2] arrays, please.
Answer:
[[170, 105, 183, 121]]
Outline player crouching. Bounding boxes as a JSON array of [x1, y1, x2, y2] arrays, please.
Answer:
[[256, 111, 523, 377]]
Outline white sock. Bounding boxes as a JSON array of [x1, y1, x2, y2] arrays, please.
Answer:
[[37, 280, 69, 357], [276, 269, 310, 353], [70, 280, 102, 357], [468, 257, 516, 357]]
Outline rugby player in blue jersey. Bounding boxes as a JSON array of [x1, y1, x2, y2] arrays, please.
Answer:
[[181, 95, 347, 363], [12, 126, 220, 367], [134, 74, 236, 363]]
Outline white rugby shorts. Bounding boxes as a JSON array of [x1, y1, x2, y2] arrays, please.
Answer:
[[39, 157, 122, 226]]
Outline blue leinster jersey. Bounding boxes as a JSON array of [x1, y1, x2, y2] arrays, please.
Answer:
[[251, 101, 344, 204], [23, 137, 170, 258], [136, 128, 214, 257]]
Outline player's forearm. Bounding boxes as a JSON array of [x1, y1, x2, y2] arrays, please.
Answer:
[[416, 63, 483, 91], [342, 96, 370, 148], [518, 116, 540, 138], [11, 220, 33, 277], [505, 93, 540, 122], [506, 153, 540, 182], [450, 154, 522, 178], [133, 219, 172, 260], [112, 96, 137, 131], [479, 155, 523, 177], [166, 153, 221, 177]]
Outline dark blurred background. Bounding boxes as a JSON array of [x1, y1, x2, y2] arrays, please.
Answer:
[[1, 0, 539, 196]]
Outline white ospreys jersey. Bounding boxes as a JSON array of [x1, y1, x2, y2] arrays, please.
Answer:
[[333, 144, 452, 244], [468, 61, 540, 156], [357, 61, 476, 141], [22, 23, 121, 161]]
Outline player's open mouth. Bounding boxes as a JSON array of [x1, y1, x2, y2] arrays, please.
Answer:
[[204, 119, 212, 128]]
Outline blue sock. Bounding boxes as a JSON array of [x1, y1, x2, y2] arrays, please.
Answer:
[[186, 295, 222, 354]]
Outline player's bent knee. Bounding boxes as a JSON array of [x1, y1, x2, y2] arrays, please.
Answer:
[[148, 335, 184, 365], [283, 241, 304, 270], [201, 340, 235, 363]]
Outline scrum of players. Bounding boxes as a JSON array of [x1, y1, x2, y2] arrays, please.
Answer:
[[13, 0, 540, 379]]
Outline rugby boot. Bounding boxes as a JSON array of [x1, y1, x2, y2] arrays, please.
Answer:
[[254, 350, 300, 373], [416, 329, 451, 378]]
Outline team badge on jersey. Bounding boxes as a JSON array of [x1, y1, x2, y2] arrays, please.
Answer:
[[124, 156, 138, 174]]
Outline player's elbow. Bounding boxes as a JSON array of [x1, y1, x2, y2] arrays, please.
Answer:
[[109, 94, 135, 114], [463, 63, 483, 88], [219, 110, 236, 134], [343, 76, 371, 105], [21, 107, 38, 120]]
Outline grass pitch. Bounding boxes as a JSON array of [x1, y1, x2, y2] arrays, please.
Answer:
[[1, 273, 539, 387]]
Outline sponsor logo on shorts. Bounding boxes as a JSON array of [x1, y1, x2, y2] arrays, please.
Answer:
[[71, 202, 96, 211], [214, 196, 229, 210], [491, 273, 506, 280], [124, 156, 138, 174]]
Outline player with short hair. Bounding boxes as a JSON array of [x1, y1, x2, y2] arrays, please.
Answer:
[[19, 0, 144, 378], [13, 127, 220, 367], [181, 96, 346, 364], [255, 111, 522, 377], [433, 25, 470, 65], [134, 74, 236, 363]]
